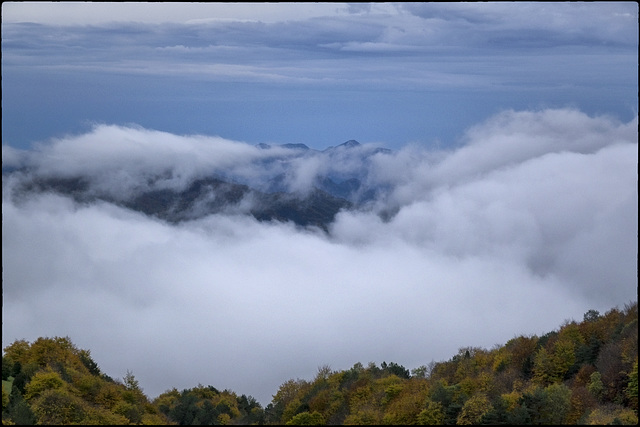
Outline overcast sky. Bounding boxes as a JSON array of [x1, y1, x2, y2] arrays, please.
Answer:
[[1, 2, 638, 150], [1, 2, 639, 407]]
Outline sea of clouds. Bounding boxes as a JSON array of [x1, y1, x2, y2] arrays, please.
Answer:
[[2, 108, 637, 405]]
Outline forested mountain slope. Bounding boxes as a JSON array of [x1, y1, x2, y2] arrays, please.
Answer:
[[2, 139, 388, 233], [2, 301, 637, 425]]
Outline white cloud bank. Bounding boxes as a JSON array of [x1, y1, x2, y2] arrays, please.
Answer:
[[2, 108, 637, 405]]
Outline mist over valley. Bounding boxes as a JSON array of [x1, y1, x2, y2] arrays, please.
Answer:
[[3, 109, 637, 405]]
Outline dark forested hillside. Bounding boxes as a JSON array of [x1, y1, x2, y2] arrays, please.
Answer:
[[2, 301, 637, 425], [10, 174, 352, 232]]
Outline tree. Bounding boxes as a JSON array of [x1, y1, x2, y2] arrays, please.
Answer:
[[24, 369, 65, 401], [2, 356, 13, 381], [315, 365, 332, 381], [597, 340, 627, 402], [281, 397, 306, 423], [2, 386, 9, 412], [588, 371, 604, 400], [81, 407, 129, 425], [478, 395, 512, 424], [381, 362, 411, 379], [519, 383, 572, 424], [286, 410, 325, 425], [78, 349, 101, 376], [505, 335, 538, 378], [429, 379, 461, 423], [28, 336, 77, 368], [411, 365, 429, 379], [584, 405, 639, 425], [343, 408, 381, 425], [113, 400, 142, 424], [552, 338, 576, 381], [95, 382, 123, 409], [626, 358, 638, 410], [532, 347, 554, 385], [416, 400, 445, 425], [2, 340, 31, 365], [6, 394, 37, 425], [167, 391, 199, 425], [567, 386, 597, 424], [123, 370, 141, 393], [456, 393, 492, 425], [381, 384, 426, 425], [74, 374, 104, 404], [272, 378, 309, 410], [540, 383, 571, 424], [31, 388, 87, 425], [584, 309, 601, 322]]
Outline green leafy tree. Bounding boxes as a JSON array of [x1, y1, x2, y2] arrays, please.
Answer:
[[540, 383, 572, 424], [2, 340, 31, 365], [286, 410, 325, 425], [81, 406, 129, 425], [1, 301, 636, 425], [429, 379, 461, 424], [343, 408, 381, 425], [380, 361, 411, 379], [1, 386, 9, 412], [532, 347, 553, 385], [2, 356, 14, 381], [478, 395, 512, 424], [626, 358, 638, 410], [456, 392, 492, 425], [31, 388, 87, 425], [552, 338, 576, 380], [23, 369, 65, 401], [411, 365, 429, 379], [113, 400, 142, 424], [584, 405, 639, 425], [78, 349, 101, 376], [520, 383, 572, 424], [6, 394, 37, 425], [416, 400, 444, 425], [584, 309, 601, 322], [588, 371, 604, 399], [381, 390, 425, 424], [123, 370, 141, 393]]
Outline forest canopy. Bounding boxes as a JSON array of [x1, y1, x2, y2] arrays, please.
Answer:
[[2, 301, 637, 425]]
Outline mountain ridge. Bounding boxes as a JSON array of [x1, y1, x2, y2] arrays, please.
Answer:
[[9, 174, 352, 232], [2, 139, 399, 231]]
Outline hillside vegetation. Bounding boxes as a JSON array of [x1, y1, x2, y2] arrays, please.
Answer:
[[2, 301, 637, 425]]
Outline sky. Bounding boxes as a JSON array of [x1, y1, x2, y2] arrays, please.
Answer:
[[1, 1, 638, 150], [1, 2, 639, 406]]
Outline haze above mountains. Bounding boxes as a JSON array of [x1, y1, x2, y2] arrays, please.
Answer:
[[4, 138, 395, 231]]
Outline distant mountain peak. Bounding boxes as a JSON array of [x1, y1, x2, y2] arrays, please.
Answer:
[[322, 140, 361, 153], [256, 142, 310, 151], [340, 140, 360, 148], [280, 143, 310, 150]]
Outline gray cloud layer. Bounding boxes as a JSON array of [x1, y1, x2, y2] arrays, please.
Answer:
[[2, 108, 637, 405], [2, 2, 637, 88], [2, 2, 637, 153]]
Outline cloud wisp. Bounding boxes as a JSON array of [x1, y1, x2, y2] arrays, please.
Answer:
[[2, 108, 638, 405]]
